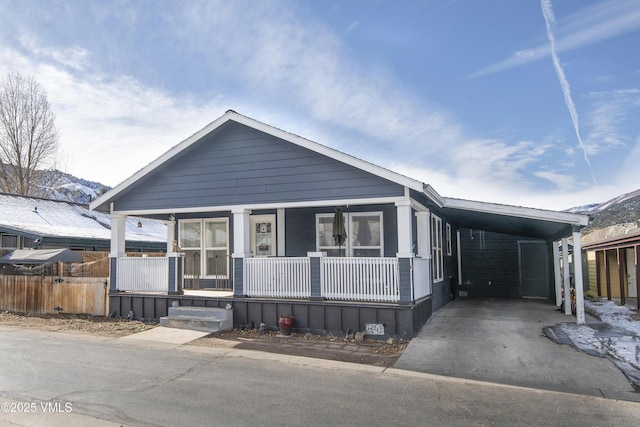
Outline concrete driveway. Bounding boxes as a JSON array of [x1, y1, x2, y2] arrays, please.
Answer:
[[394, 298, 640, 402]]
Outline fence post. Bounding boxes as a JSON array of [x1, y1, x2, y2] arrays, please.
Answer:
[[308, 252, 326, 301]]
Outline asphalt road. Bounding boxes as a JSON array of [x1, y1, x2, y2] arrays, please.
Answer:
[[1, 326, 639, 427]]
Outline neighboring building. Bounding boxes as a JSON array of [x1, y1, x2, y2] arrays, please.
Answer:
[[90, 110, 588, 338], [0, 193, 167, 253], [582, 229, 639, 310]]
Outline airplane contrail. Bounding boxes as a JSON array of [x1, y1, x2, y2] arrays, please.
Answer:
[[540, 0, 597, 185]]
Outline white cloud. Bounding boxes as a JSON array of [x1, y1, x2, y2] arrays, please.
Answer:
[[0, 45, 229, 186], [583, 88, 640, 154], [470, 0, 640, 78], [533, 170, 577, 190]]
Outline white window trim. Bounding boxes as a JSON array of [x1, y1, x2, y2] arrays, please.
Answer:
[[446, 223, 452, 256], [432, 214, 444, 283], [178, 218, 229, 279], [316, 211, 384, 257]]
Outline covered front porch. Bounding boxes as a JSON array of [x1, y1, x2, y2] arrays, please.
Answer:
[[105, 198, 437, 338], [107, 197, 435, 306]]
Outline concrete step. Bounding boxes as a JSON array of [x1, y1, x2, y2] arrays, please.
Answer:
[[168, 306, 229, 320], [159, 306, 233, 333]]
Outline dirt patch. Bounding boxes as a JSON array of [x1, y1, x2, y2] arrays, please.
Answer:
[[0, 311, 156, 337], [190, 328, 409, 367], [0, 311, 410, 367]]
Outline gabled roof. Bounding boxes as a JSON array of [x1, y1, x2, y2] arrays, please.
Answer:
[[0, 193, 165, 242], [91, 110, 443, 211], [88, 110, 588, 240]]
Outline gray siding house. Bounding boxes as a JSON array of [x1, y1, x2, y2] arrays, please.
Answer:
[[91, 111, 588, 337]]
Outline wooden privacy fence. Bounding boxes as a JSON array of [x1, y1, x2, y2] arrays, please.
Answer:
[[0, 276, 108, 316]]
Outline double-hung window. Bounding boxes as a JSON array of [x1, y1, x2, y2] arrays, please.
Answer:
[[431, 214, 443, 282], [179, 218, 229, 278], [316, 212, 383, 257]]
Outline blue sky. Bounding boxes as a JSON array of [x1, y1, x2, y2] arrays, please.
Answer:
[[0, 0, 638, 210]]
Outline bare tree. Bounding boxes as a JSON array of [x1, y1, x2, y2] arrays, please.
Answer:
[[0, 72, 59, 196]]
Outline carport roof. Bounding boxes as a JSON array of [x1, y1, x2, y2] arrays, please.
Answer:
[[442, 198, 589, 241]]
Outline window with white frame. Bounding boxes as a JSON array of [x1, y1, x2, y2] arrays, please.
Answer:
[[316, 212, 383, 257], [179, 218, 229, 278], [446, 223, 452, 256], [432, 214, 443, 282]]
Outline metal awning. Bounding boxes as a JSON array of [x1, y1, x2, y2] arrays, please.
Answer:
[[0, 249, 84, 264]]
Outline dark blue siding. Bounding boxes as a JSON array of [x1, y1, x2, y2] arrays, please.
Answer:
[[114, 121, 404, 211], [459, 229, 546, 298]]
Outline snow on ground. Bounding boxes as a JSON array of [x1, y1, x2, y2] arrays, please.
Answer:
[[554, 299, 640, 390]]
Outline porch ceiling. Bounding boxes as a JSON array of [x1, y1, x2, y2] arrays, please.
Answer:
[[442, 198, 589, 241]]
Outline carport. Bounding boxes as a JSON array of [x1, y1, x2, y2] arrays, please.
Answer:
[[441, 198, 589, 323]]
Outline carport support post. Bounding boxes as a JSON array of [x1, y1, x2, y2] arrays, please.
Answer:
[[572, 228, 585, 324], [562, 238, 571, 316], [552, 241, 562, 308]]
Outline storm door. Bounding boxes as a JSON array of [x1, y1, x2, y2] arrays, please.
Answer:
[[251, 215, 276, 257]]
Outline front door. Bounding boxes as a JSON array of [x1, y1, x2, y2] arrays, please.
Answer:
[[250, 215, 276, 257], [519, 241, 549, 298]]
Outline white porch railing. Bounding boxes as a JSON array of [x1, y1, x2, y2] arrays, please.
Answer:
[[321, 257, 399, 302], [116, 255, 425, 303], [412, 257, 431, 300], [116, 257, 169, 292], [244, 257, 310, 298]]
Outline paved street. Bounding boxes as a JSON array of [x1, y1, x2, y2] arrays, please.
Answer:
[[1, 326, 639, 426]]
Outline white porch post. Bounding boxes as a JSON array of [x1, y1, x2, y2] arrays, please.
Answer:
[[232, 208, 251, 297], [415, 211, 431, 259], [396, 200, 413, 257], [110, 213, 127, 257], [109, 213, 127, 292], [166, 218, 176, 253], [562, 238, 572, 315], [277, 208, 286, 257], [573, 228, 586, 324], [396, 199, 414, 304], [553, 241, 562, 308]]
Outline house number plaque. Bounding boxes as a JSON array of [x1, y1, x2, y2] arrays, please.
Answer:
[[365, 323, 384, 335]]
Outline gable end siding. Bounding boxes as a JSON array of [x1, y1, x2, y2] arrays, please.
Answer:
[[114, 122, 404, 211]]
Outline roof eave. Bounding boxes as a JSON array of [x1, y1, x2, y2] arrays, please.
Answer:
[[443, 197, 589, 226]]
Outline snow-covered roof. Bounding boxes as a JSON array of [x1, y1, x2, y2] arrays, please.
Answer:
[[0, 193, 165, 242]]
